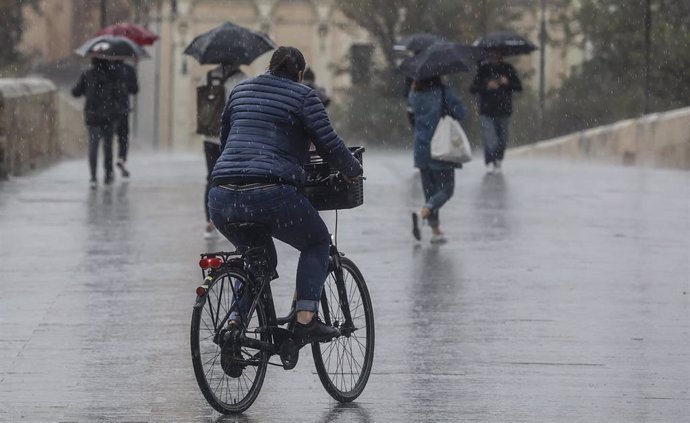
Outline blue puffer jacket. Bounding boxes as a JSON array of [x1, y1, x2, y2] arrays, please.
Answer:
[[211, 73, 362, 186], [409, 85, 467, 170]]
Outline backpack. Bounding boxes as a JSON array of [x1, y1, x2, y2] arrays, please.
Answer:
[[196, 72, 228, 137]]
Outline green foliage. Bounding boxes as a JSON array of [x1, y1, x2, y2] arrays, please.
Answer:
[[546, 0, 690, 137]]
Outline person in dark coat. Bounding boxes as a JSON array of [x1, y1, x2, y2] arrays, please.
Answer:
[[112, 61, 139, 178], [72, 58, 127, 187], [409, 76, 467, 244], [302, 67, 330, 107], [199, 64, 248, 240], [208, 47, 362, 342], [470, 48, 522, 173]]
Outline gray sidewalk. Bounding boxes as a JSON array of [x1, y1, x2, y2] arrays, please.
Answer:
[[0, 151, 688, 422]]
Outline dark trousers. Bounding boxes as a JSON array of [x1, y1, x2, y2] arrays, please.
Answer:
[[203, 141, 222, 221], [115, 113, 130, 161], [208, 184, 330, 313], [480, 115, 510, 165], [87, 125, 114, 180], [420, 167, 455, 228]]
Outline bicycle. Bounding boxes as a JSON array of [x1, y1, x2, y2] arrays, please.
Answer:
[[190, 148, 374, 414]]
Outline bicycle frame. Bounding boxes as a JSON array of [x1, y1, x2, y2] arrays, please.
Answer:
[[194, 240, 354, 362]]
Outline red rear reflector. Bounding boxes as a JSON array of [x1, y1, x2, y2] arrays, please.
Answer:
[[196, 286, 207, 296], [199, 257, 223, 269]]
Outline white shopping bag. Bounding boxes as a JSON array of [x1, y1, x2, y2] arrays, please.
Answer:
[[430, 116, 472, 164]]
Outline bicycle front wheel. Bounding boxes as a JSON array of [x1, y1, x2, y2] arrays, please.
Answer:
[[191, 267, 268, 414], [313, 257, 375, 402]]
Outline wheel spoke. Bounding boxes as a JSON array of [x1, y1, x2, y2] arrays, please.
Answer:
[[192, 269, 268, 413]]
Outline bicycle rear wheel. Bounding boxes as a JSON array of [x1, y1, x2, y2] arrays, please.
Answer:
[[191, 267, 268, 414], [312, 257, 374, 402]]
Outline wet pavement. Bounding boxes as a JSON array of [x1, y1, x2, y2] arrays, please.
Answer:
[[0, 150, 688, 422]]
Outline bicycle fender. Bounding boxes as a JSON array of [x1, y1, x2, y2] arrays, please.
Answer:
[[193, 274, 214, 309], [193, 294, 207, 309]]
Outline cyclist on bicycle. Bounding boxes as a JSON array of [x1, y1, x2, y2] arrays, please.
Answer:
[[208, 46, 363, 343]]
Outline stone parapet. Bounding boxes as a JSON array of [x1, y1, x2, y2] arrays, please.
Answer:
[[0, 79, 86, 179], [0, 78, 58, 178], [510, 107, 690, 169]]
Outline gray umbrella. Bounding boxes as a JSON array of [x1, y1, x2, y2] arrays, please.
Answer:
[[398, 42, 479, 80], [395, 33, 448, 54], [473, 31, 537, 56], [75, 35, 150, 60], [183, 22, 276, 66]]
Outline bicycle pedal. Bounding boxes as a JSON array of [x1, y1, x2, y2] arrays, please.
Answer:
[[279, 339, 300, 370]]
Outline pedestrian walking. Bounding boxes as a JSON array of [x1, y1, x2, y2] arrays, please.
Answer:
[[112, 60, 139, 178], [302, 67, 330, 107], [197, 64, 248, 239], [409, 76, 467, 244], [72, 58, 127, 188], [470, 48, 523, 173]]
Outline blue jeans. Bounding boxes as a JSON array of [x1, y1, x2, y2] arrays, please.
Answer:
[[208, 184, 330, 313], [420, 168, 455, 228], [480, 115, 510, 165]]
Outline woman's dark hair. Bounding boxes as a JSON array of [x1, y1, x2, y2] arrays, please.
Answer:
[[411, 76, 442, 92], [268, 46, 306, 82]]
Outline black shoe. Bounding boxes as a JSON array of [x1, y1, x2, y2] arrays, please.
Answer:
[[221, 323, 244, 378], [104, 174, 114, 185], [412, 212, 421, 241], [293, 317, 340, 344], [116, 160, 130, 178]]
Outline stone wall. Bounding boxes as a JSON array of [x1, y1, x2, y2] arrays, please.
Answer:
[[0, 78, 86, 179], [509, 107, 690, 169], [0, 78, 58, 178]]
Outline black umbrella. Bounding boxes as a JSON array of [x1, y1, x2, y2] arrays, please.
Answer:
[[473, 31, 537, 56], [74, 35, 150, 60], [398, 42, 476, 80], [395, 33, 448, 54], [184, 22, 276, 66]]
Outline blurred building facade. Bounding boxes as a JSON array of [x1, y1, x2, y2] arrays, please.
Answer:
[[19, 0, 585, 151], [20, 0, 369, 151]]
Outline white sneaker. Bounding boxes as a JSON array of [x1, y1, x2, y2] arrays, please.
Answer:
[[493, 161, 502, 174], [486, 164, 494, 174], [430, 234, 447, 244], [204, 227, 219, 240]]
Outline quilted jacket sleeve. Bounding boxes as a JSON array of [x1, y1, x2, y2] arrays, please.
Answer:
[[219, 88, 234, 150], [300, 90, 362, 178]]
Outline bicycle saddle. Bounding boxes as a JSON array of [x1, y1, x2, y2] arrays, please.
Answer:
[[223, 223, 269, 246]]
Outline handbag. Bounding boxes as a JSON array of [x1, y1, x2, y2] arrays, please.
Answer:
[[430, 87, 472, 164]]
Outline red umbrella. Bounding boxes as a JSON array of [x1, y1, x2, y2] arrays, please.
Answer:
[[96, 23, 158, 46]]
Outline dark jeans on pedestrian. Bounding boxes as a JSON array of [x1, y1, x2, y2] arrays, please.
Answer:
[[203, 141, 221, 221], [420, 167, 455, 228], [208, 184, 331, 315], [480, 115, 511, 165], [88, 124, 114, 180], [115, 113, 130, 162]]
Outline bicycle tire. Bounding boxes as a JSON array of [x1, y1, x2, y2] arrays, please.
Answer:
[[191, 267, 268, 414], [312, 257, 375, 402]]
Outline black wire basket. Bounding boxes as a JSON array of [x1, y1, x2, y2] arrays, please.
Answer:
[[302, 146, 364, 211]]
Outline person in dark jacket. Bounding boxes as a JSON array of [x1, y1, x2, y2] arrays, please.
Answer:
[[302, 67, 330, 108], [72, 58, 127, 188], [208, 47, 362, 342], [112, 61, 139, 178], [409, 76, 467, 244], [470, 48, 522, 173]]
